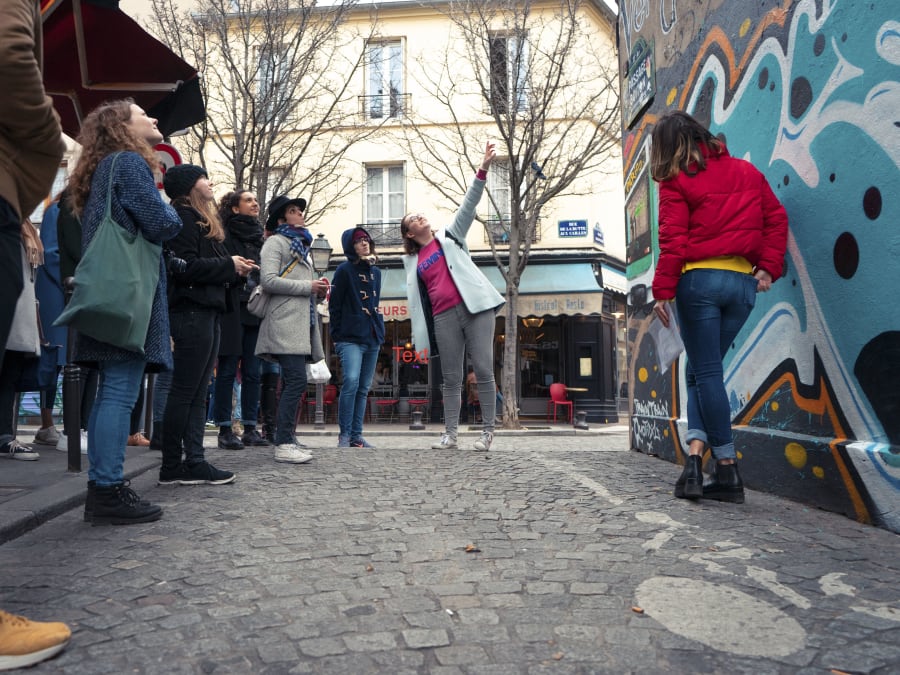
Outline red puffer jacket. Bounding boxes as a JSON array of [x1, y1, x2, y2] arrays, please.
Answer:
[[651, 145, 789, 300]]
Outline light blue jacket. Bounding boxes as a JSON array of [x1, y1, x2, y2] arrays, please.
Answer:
[[402, 176, 505, 353]]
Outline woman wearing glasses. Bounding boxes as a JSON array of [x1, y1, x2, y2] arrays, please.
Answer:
[[400, 142, 503, 452]]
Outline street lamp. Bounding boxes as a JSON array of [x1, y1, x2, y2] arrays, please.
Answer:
[[310, 233, 332, 430]]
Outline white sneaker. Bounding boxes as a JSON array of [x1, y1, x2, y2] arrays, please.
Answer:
[[473, 431, 493, 452], [431, 433, 458, 450], [56, 431, 88, 454], [274, 444, 313, 464], [0, 439, 39, 461], [32, 426, 60, 446]]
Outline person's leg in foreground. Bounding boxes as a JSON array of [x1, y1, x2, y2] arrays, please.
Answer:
[[86, 359, 162, 524]]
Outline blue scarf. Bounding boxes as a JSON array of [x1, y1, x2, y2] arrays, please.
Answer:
[[275, 224, 312, 262], [275, 224, 317, 327]]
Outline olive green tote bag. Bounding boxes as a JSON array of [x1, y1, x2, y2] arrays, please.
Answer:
[[54, 153, 162, 354]]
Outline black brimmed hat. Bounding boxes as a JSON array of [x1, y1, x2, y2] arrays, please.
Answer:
[[266, 195, 307, 230]]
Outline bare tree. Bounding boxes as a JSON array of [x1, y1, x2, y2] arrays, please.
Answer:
[[145, 0, 382, 223], [401, 0, 620, 428]]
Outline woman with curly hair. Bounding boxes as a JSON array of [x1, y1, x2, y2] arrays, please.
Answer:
[[67, 99, 183, 525], [210, 190, 268, 450]]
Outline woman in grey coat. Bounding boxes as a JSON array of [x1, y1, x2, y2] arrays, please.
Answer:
[[255, 195, 326, 464]]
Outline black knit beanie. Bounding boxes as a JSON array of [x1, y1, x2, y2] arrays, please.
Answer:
[[163, 164, 207, 201]]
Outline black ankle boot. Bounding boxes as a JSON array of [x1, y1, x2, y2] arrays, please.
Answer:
[[702, 462, 745, 503], [84, 480, 96, 522], [674, 455, 703, 499], [260, 372, 279, 444], [90, 482, 162, 525]]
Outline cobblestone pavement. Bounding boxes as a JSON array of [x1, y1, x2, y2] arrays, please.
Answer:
[[2, 429, 898, 674]]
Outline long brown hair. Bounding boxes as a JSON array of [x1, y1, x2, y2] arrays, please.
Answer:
[[173, 192, 224, 242], [649, 111, 726, 181], [67, 99, 159, 217]]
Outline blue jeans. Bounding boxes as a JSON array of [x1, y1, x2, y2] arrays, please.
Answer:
[[212, 324, 262, 427], [87, 359, 147, 486], [162, 309, 219, 468], [675, 269, 757, 460], [274, 354, 307, 445], [335, 341, 379, 440]]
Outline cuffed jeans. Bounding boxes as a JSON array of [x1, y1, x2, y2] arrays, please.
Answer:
[[675, 269, 757, 460], [433, 304, 497, 438], [334, 341, 379, 440], [87, 359, 146, 486], [274, 354, 307, 445], [162, 309, 220, 468], [212, 324, 262, 427]]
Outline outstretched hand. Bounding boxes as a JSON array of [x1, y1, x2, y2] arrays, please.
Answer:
[[481, 141, 496, 171]]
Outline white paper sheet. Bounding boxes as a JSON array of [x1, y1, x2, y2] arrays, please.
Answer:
[[647, 303, 685, 373]]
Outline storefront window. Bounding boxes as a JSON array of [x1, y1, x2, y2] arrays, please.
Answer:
[[376, 319, 429, 393], [519, 316, 561, 398]]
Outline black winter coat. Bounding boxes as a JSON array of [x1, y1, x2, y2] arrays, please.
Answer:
[[167, 203, 236, 314]]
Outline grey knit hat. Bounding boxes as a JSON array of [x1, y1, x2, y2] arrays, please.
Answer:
[[163, 164, 207, 200]]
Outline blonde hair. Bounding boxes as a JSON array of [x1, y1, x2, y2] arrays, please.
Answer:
[[174, 192, 224, 241], [649, 111, 725, 181], [67, 99, 158, 217]]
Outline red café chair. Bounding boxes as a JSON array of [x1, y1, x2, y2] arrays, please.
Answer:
[[546, 383, 573, 423]]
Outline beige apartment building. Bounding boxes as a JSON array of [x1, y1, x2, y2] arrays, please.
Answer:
[[178, 0, 627, 421]]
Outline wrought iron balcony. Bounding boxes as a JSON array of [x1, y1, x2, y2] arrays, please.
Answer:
[[359, 221, 404, 247], [358, 93, 410, 120]]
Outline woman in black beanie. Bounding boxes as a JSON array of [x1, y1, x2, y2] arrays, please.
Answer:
[[158, 165, 256, 486]]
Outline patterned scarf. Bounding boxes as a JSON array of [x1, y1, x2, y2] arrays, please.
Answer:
[[275, 224, 312, 262], [274, 224, 317, 327]]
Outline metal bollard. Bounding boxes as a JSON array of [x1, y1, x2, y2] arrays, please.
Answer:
[[62, 277, 82, 472], [409, 409, 425, 431], [574, 410, 589, 430]]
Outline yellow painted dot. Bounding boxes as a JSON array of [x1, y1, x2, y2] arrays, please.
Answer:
[[737, 451, 743, 460], [664, 428, 669, 437], [771, 401, 779, 411], [666, 87, 678, 106], [739, 18, 752, 38], [812, 466, 825, 479], [651, 390, 657, 398], [785, 442, 807, 469], [638, 367, 648, 383]]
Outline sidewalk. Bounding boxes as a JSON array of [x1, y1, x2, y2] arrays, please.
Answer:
[[0, 422, 625, 545]]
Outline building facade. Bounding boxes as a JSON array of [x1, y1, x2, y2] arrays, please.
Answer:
[[188, 0, 627, 423]]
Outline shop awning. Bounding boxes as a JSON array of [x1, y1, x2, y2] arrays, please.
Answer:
[[41, 0, 206, 138], [599, 263, 627, 295], [376, 262, 606, 321]]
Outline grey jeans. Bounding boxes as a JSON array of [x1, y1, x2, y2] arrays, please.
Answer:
[[432, 303, 496, 438]]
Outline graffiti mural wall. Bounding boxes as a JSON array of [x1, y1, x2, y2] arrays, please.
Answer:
[[618, 0, 900, 531]]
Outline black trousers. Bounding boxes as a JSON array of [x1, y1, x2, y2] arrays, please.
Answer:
[[162, 309, 220, 469]]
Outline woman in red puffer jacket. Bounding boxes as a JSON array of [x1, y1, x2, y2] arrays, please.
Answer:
[[650, 111, 788, 504]]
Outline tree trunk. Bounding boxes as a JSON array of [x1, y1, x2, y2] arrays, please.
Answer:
[[500, 284, 523, 429]]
